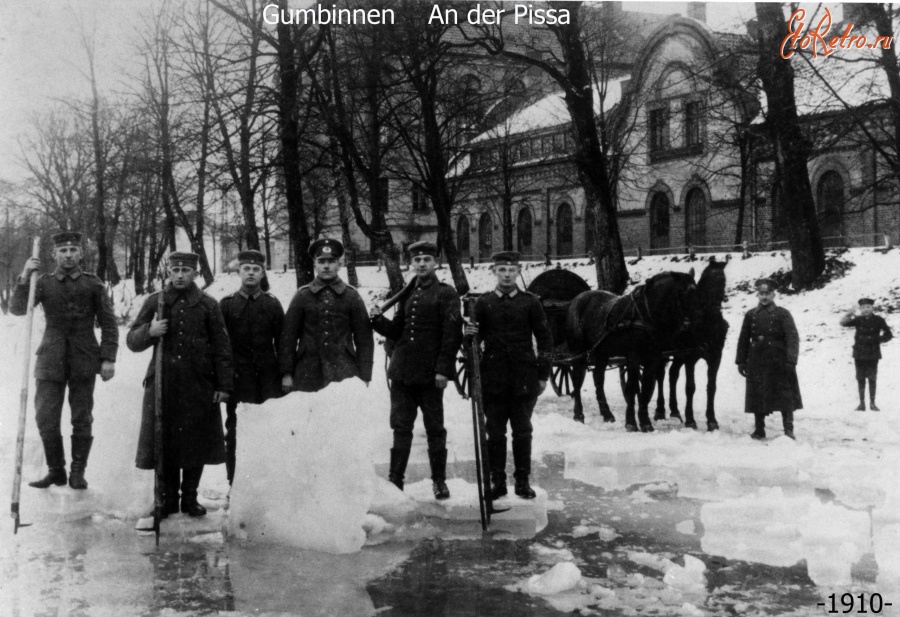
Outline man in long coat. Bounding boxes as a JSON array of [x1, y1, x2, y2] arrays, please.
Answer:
[[280, 238, 373, 393], [219, 250, 284, 485], [11, 231, 118, 490], [466, 251, 553, 499], [736, 278, 802, 439], [370, 241, 462, 500], [127, 252, 233, 517]]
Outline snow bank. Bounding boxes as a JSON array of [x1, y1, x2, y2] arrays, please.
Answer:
[[227, 381, 377, 553], [525, 562, 583, 595]]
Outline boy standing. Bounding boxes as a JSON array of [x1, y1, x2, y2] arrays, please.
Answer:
[[840, 298, 892, 411]]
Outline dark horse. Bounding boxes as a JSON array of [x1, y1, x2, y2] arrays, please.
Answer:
[[565, 271, 698, 432], [653, 259, 729, 431]]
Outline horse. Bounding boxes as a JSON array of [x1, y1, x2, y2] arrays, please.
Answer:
[[653, 259, 729, 431], [565, 271, 698, 432]]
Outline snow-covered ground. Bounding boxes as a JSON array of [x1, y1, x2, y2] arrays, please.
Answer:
[[1, 248, 899, 616]]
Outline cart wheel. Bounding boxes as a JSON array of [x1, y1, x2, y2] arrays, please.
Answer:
[[454, 354, 469, 398], [551, 364, 573, 397]]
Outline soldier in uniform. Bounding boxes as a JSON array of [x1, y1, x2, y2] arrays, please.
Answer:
[[280, 238, 373, 393], [736, 278, 803, 439], [219, 250, 285, 485], [369, 241, 462, 500], [465, 251, 553, 499], [840, 297, 892, 411], [11, 231, 118, 490], [127, 252, 233, 517]]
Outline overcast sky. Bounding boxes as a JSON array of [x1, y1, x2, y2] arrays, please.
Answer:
[[0, 1, 820, 184]]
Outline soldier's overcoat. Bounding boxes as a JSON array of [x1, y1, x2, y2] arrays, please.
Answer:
[[10, 268, 118, 380], [279, 277, 374, 392], [736, 303, 803, 415], [127, 283, 233, 469], [842, 314, 893, 360], [472, 288, 553, 397], [371, 274, 461, 385], [219, 290, 284, 403]]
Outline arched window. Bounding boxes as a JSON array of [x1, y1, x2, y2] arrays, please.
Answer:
[[684, 188, 707, 248], [649, 193, 670, 250], [457, 215, 470, 259], [585, 205, 596, 253], [771, 184, 788, 243], [817, 171, 844, 242], [556, 203, 573, 257], [517, 208, 533, 258], [478, 213, 493, 260]]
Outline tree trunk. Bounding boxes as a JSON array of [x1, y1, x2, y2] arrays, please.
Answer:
[[276, 6, 313, 286], [754, 2, 825, 289]]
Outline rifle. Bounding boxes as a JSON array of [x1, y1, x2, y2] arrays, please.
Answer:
[[152, 277, 165, 545], [10, 237, 40, 534], [378, 275, 417, 314], [465, 297, 508, 531]]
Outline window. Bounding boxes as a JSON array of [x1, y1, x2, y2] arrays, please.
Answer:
[[378, 177, 390, 210], [684, 188, 707, 247], [411, 183, 429, 213], [517, 208, 533, 257], [556, 203, 573, 257], [685, 101, 701, 147], [817, 171, 845, 242], [649, 193, 670, 249], [649, 107, 669, 152], [478, 213, 493, 260], [771, 184, 788, 242], [460, 74, 483, 128], [457, 215, 470, 259]]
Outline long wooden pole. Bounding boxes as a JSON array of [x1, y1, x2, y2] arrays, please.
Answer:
[[152, 279, 165, 545], [11, 237, 40, 534]]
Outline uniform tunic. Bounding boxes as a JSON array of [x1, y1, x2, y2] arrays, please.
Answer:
[[841, 314, 892, 361], [10, 267, 118, 439], [279, 277, 374, 392], [127, 283, 233, 469], [220, 289, 284, 403], [735, 303, 803, 415]]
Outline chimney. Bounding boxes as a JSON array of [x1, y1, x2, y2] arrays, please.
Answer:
[[687, 2, 706, 23]]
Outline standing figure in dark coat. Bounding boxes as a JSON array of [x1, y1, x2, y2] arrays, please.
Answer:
[[736, 278, 803, 440], [127, 252, 233, 517], [466, 251, 553, 499], [219, 250, 284, 485], [280, 238, 374, 393], [370, 241, 462, 500], [11, 231, 118, 490], [840, 297, 892, 411]]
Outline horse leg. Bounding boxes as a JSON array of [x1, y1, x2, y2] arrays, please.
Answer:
[[684, 360, 698, 429], [705, 354, 722, 431], [624, 360, 641, 432], [668, 359, 683, 422], [593, 363, 615, 423], [637, 361, 657, 432], [571, 362, 588, 423], [653, 361, 667, 421]]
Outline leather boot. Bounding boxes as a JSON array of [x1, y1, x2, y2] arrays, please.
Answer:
[[29, 436, 67, 488], [782, 411, 795, 440], [870, 379, 879, 411], [856, 381, 866, 411], [388, 448, 410, 490], [751, 414, 766, 440], [512, 438, 536, 499], [488, 439, 507, 500], [429, 448, 450, 500], [180, 466, 207, 517], [68, 436, 93, 489]]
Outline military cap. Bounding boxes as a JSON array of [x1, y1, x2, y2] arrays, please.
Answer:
[[491, 251, 521, 266], [859, 297, 875, 306], [408, 241, 437, 257], [168, 252, 199, 269], [52, 231, 82, 248], [238, 250, 266, 266], [755, 278, 776, 293], [309, 238, 344, 259]]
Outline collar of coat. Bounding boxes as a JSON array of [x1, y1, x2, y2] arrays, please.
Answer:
[[415, 273, 438, 289], [54, 267, 83, 281], [494, 286, 519, 299], [238, 288, 263, 300], [164, 282, 203, 306], [754, 302, 776, 313], [309, 277, 346, 295]]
